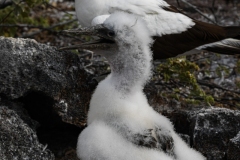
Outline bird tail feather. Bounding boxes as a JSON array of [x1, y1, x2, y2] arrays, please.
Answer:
[[199, 38, 240, 55]]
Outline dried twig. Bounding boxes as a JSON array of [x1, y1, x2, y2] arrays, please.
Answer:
[[177, 0, 217, 24], [0, 0, 13, 9], [0, 0, 24, 24], [0, 7, 13, 24], [176, 0, 181, 7], [0, 24, 50, 28], [20, 18, 77, 38], [197, 80, 240, 94], [210, 0, 218, 24], [0, 18, 78, 38]]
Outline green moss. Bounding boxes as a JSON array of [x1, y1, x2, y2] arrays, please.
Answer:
[[0, 0, 50, 36], [157, 57, 214, 105]]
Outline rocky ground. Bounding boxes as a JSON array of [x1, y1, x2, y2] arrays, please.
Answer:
[[0, 0, 240, 160], [0, 36, 240, 160]]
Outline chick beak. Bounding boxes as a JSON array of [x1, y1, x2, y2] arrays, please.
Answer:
[[59, 25, 115, 51]]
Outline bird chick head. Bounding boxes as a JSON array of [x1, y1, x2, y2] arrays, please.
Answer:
[[60, 12, 152, 58]]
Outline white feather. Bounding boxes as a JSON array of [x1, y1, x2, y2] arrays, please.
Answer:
[[75, 0, 195, 35], [143, 10, 195, 36], [75, 0, 111, 26], [91, 15, 110, 26]]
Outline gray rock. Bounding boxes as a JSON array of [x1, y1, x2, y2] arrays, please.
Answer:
[[190, 108, 240, 160], [159, 107, 240, 160], [227, 132, 240, 160], [0, 105, 54, 160], [0, 37, 97, 126], [0, 36, 95, 159]]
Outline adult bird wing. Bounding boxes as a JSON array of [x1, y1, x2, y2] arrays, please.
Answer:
[[151, 5, 240, 59], [107, 0, 240, 59], [74, 0, 240, 59]]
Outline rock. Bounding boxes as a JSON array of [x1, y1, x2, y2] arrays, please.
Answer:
[[190, 108, 240, 159], [158, 107, 240, 160], [0, 36, 94, 159], [0, 36, 97, 126], [0, 105, 54, 160], [227, 132, 240, 160]]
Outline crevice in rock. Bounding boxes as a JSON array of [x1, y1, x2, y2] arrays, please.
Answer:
[[162, 111, 193, 145], [17, 91, 82, 158], [0, 93, 10, 102]]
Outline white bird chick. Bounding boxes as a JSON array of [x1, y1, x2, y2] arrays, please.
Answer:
[[75, 12, 206, 160]]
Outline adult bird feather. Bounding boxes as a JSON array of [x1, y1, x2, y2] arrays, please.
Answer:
[[69, 0, 240, 59]]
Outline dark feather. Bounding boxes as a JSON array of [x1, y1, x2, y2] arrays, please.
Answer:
[[200, 39, 240, 54], [132, 128, 175, 157], [151, 5, 240, 59]]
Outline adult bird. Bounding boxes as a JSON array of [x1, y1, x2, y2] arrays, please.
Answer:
[[71, 0, 240, 60], [74, 12, 206, 160]]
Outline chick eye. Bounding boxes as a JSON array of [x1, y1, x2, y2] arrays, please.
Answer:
[[107, 31, 115, 37]]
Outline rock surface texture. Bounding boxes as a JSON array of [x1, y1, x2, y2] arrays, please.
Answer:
[[0, 36, 240, 160], [0, 37, 96, 159], [0, 104, 54, 160], [0, 37, 96, 126], [227, 132, 240, 160], [190, 108, 240, 160], [160, 107, 240, 160]]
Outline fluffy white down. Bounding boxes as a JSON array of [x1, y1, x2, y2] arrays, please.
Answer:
[[77, 121, 174, 160], [77, 12, 205, 160], [75, 0, 195, 35]]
